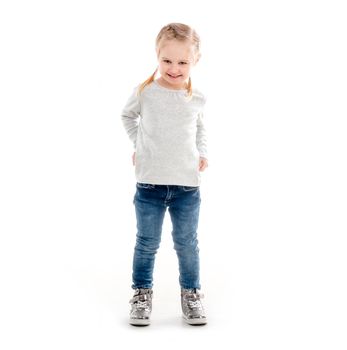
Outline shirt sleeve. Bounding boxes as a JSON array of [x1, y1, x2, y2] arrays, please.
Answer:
[[196, 98, 208, 159], [121, 87, 141, 149]]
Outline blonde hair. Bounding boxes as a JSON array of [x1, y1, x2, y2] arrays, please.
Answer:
[[137, 23, 201, 99]]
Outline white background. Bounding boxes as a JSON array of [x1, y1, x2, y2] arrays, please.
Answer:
[[1, 0, 346, 349]]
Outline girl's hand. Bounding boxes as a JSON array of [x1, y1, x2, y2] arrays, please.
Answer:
[[199, 157, 208, 172], [132, 152, 136, 166]]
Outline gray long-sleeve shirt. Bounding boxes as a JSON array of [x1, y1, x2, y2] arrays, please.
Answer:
[[121, 80, 208, 187]]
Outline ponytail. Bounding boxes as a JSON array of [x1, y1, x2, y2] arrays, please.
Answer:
[[186, 76, 193, 100], [137, 67, 158, 96]]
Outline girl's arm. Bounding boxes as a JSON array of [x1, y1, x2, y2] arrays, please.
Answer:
[[196, 110, 208, 172], [121, 87, 141, 150], [196, 110, 208, 158]]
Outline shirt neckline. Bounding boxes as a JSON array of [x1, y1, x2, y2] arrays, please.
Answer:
[[153, 79, 187, 93]]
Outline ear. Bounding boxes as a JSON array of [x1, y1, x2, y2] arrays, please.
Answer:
[[194, 53, 201, 65]]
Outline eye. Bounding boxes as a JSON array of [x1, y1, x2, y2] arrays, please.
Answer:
[[179, 62, 187, 65], [163, 59, 171, 64]]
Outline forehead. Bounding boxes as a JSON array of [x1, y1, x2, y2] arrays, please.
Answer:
[[159, 40, 194, 61]]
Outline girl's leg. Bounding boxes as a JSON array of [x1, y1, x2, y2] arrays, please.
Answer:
[[168, 186, 201, 290], [132, 184, 166, 289]]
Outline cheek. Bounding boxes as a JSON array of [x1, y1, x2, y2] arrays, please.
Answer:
[[158, 63, 167, 71]]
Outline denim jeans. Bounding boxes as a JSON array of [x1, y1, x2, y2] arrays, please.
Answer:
[[132, 182, 202, 290]]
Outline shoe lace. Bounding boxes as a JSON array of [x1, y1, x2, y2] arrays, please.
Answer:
[[130, 290, 152, 311], [183, 290, 204, 310], [188, 299, 203, 310], [135, 300, 150, 310]]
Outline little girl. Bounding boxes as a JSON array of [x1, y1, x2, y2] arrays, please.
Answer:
[[121, 23, 208, 326]]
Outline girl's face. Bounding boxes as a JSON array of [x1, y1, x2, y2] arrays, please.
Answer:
[[157, 39, 198, 90]]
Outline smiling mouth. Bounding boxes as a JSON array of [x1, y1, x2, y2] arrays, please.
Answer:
[[168, 73, 182, 78]]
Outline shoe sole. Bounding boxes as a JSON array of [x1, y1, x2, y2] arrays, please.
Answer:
[[182, 315, 207, 325], [129, 318, 150, 326]]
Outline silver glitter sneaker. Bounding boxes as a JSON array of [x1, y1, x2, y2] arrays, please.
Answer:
[[129, 288, 153, 326], [181, 288, 207, 325]]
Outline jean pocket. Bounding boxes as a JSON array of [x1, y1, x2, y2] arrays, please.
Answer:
[[182, 185, 199, 192], [136, 182, 155, 189]]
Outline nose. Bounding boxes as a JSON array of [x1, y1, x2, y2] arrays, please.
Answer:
[[169, 63, 180, 72], [169, 66, 180, 74]]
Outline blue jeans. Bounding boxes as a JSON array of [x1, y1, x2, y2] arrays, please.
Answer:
[[132, 182, 202, 290]]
